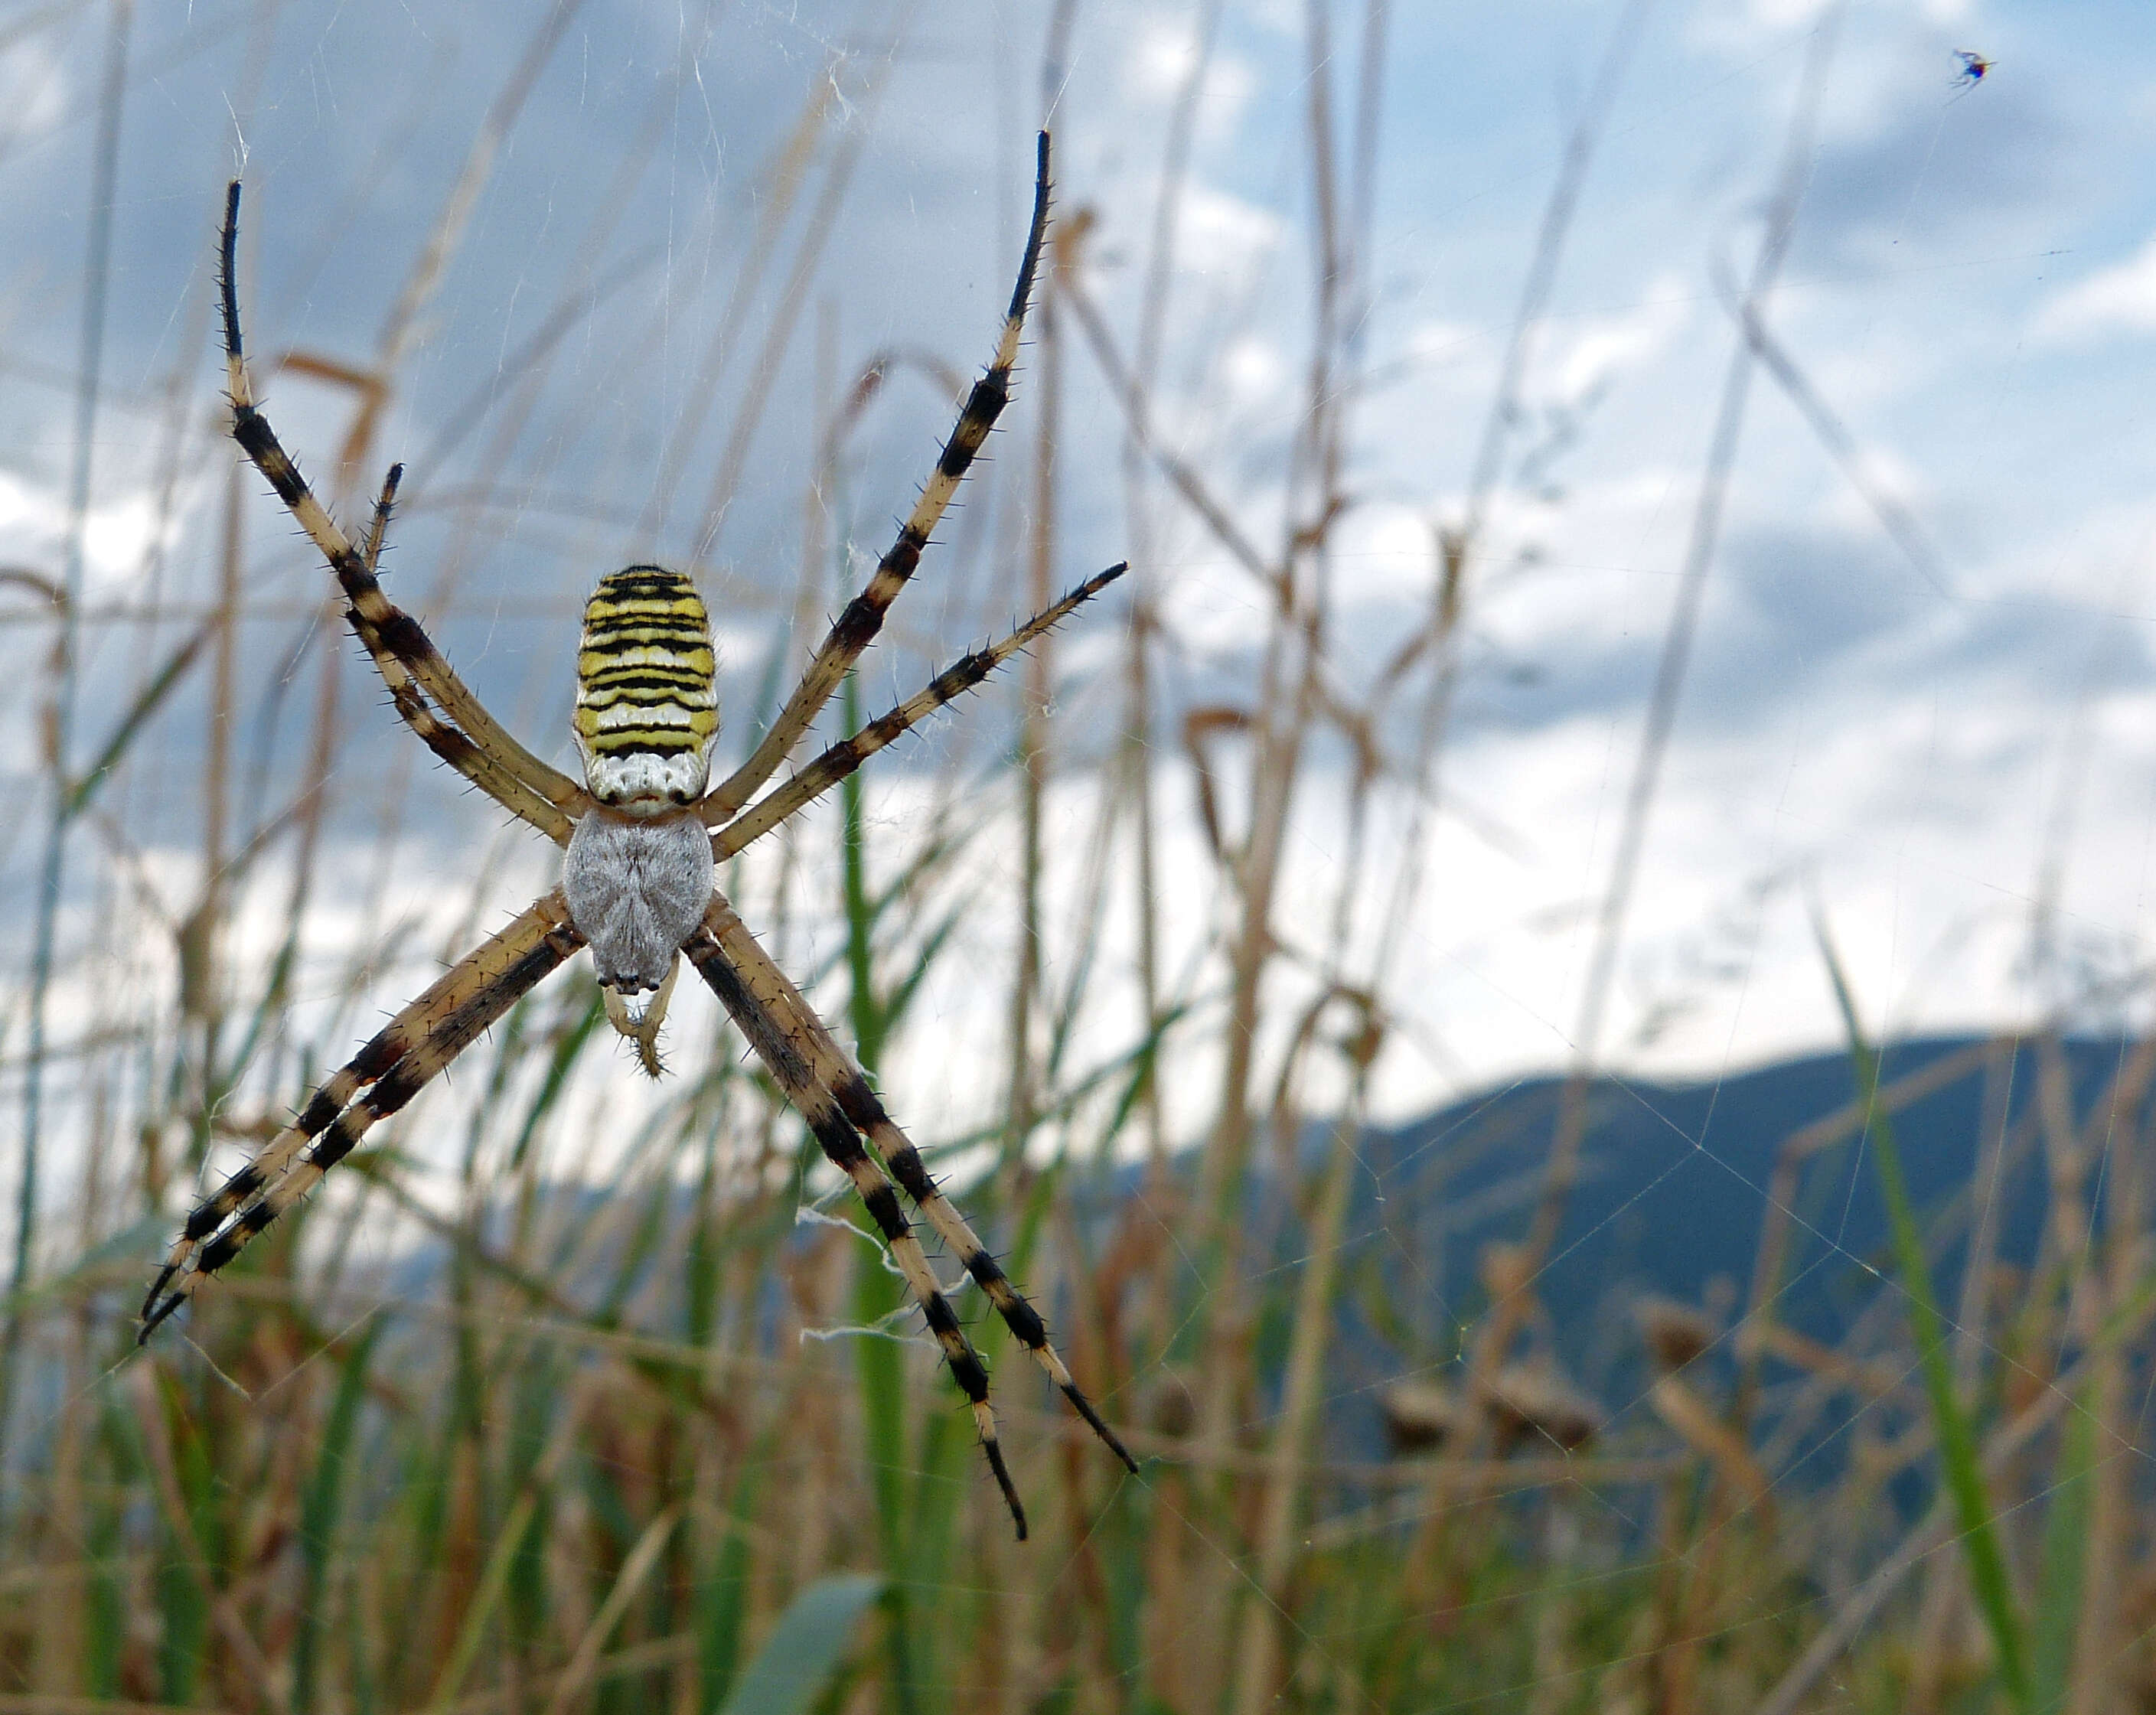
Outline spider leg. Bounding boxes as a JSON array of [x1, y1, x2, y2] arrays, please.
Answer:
[[339, 461, 580, 842], [692, 892, 1139, 1483], [360, 461, 398, 574], [698, 132, 1055, 826], [712, 562, 1127, 861], [219, 183, 590, 842], [141, 892, 583, 1340], [681, 902, 1033, 1538]]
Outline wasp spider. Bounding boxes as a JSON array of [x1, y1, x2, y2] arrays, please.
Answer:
[[140, 134, 1136, 1537]]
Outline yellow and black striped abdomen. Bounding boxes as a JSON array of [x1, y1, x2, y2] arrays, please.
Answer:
[[573, 566, 719, 805]]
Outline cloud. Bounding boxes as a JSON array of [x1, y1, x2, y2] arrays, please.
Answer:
[[0, 468, 179, 595], [1543, 279, 1694, 401], [0, 34, 66, 148], [1177, 180, 1286, 278], [1123, 14, 1206, 100], [1450, 518, 1931, 745], [1797, 84, 2063, 269], [2034, 235, 2156, 341], [1117, 12, 1254, 139]]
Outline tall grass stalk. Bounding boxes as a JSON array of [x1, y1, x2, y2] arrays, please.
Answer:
[[5, 0, 132, 1469], [1502, 6, 1841, 1381], [1818, 914, 2031, 1707], [11, 7, 2156, 1712]]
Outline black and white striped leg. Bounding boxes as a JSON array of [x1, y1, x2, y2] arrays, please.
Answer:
[[142, 893, 583, 1340], [219, 181, 589, 842], [680, 918, 1032, 1537], [691, 894, 1138, 1483], [711, 562, 1128, 862], [699, 132, 1056, 824]]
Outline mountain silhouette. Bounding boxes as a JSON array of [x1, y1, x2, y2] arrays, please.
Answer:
[[1313, 1034, 2145, 1454]]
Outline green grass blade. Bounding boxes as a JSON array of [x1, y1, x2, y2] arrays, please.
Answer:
[[831, 671, 924, 1711], [904, 1400, 963, 1696], [716, 1573, 884, 1715], [64, 622, 210, 817], [87, 1390, 143, 1698], [839, 671, 886, 1067], [879, 905, 964, 1040], [295, 1319, 383, 1713], [1815, 917, 2030, 1707], [507, 1351, 565, 1661], [154, 1373, 215, 1706], [597, 1166, 676, 1322], [422, 1483, 543, 1713], [2030, 1387, 2097, 1712], [697, 1449, 765, 1713], [507, 976, 608, 1173], [686, 1108, 729, 1349], [851, 1234, 918, 1715]]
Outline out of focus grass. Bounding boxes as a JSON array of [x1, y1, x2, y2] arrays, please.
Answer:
[[5, 4, 2155, 1713], [7, 996, 2148, 1715]]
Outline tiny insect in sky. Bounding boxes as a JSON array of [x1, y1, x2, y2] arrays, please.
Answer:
[[1953, 49, 1993, 89]]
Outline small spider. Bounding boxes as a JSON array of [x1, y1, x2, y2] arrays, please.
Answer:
[[1953, 49, 1993, 89]]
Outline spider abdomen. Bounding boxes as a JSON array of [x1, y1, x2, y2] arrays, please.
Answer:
[[563, 807, 715, 994], [573, 565, 718, 805]]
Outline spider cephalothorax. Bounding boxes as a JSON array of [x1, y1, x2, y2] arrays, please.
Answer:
[[141, 133, 1137, 1541]]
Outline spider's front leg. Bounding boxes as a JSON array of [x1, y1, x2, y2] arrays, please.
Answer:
[[217, 181, 590, 843], [697, 131, 1057, 824], [712, 562, 1127, 860]]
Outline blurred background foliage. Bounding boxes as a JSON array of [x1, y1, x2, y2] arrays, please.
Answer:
[[3, 1, 2156, 1710]]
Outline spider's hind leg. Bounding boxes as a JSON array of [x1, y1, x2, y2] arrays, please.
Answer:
[[142, 892, 582, 1340], [681, 909, 1033, 1538], [691, 892, 1140, 1482], [849, 1107, 1139, 1472]]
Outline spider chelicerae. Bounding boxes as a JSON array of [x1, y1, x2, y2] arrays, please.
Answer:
[[139, 132, 1137, 1538]]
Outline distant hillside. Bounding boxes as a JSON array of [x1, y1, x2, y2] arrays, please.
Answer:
[[383, 1034, 2141, 1470], [1307, 1035, 2148, 1450]]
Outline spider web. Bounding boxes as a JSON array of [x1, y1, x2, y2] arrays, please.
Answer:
[[2, 0, 2155, 1708]]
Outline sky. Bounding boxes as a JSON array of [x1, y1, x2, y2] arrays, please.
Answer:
[[2, 0, 2156, 1155]]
